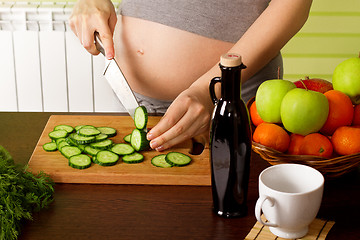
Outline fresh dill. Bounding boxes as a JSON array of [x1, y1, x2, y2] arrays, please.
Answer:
[[0, 145, 55, 240]]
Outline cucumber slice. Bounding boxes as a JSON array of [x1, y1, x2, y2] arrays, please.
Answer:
[[165, 152, 192, 167], [70, 133, 96, 145], [151, 154, 173, 168], [134, 106, 148, 130], [55, 138, 66, 145], [97, 127, 117, 138], [84, 145, 101, 156], [69, 154, 91, 169], [48, 129, 68, 140], [90, 139, 113, 150], [78, 127, 101, 137], [111, 143, 135, 155], [123, 134, 131, 143], [95, 133, 108, 142], [60, 146, 82, 159], [54, 124, 74, 133], [94, 150, 119, 166], [43, 142, 57, 152], [57, 141, 70, 150], [122, 152, 144, 164], [130, 129, 150, 151]]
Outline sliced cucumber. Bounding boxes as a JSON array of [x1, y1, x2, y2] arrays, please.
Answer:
[[97, 127, 117, 138], [122, 152, 144, 164], [134, 106, 148, 130], [55, 138, 66, 145], [84, 145, 101, 156], [69, 154, 91, 169], [90, 139, 113, 150], [78, 127, 101, 137], [165, 152, 192, 167], [95, 133, 108, 142], [94, 150, 119, 166], [130, 129, 150, 151], [48, 129, 68, 140], [151, 154, 173, 168], [57, 141, 70, 150], [43, 142, 57, 152], [54, 124, 74, 133], [123, 134, 131, 143], [70, 133, 96, 145], [111, 143, 134, 155], [60, 146, 82, 159]]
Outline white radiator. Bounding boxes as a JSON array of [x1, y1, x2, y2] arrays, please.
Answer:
[[0, 1, 125, 112]]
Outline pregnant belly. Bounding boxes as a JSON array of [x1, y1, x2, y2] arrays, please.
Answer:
[[114, 16, 233, 100]]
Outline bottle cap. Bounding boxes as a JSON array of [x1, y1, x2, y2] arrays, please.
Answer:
[[220, 53, 242, 67]]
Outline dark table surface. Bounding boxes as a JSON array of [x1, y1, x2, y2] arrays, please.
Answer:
[[1, 112, 359, 240]]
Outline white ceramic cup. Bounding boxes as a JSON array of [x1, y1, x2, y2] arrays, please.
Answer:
[[255, 164, 324, 239]]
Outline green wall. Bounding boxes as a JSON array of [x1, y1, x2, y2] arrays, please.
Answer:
[[282, 0, 360, 82]]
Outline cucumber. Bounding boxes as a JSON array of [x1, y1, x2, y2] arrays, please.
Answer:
[[134, 106, 148, 130], [94, 150, 119, 166], [57, 141, 70, 150], [151, 154, 173, 168], [90, 139, 113, 150], [111, 143, 134, 155], [123, 134, 131, 143], [54, 124, 74, 133], [165, 152, 192, 167], [84, 145, 101, 156], [95, 133, 108, 142], [43, 142, 57, 152], [97, 127, 117, 138], [48, 129, 68, 140], [70, 133, 96, 145], [55, 138, 66, 145], [60, 146, 82, 159], [69, 154, 92, 169], [78, 127, 101, 137], [130, 129, 150, 151], [122, 152, 144, 164]]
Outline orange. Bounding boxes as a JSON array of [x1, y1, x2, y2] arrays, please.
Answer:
[[253, 123, 290, 152], [353, 104, 360, 126], [320, 90, 354, 135], [331, 126, 360, 155], [299, 133, 333, 158], [249, 100, 264, 126], [287, 133, 305, 155]]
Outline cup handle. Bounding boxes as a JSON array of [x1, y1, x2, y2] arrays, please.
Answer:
[[255, 196, 278, 227]]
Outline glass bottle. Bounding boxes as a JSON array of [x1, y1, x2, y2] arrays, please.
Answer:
[[209, 53, 252, 218]]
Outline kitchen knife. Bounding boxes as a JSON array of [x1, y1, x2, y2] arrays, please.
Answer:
[[94, 32, 139, 119]]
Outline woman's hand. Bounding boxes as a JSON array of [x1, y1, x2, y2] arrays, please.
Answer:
[[146, 85, 214, 151], [69, 0, 117, 59]]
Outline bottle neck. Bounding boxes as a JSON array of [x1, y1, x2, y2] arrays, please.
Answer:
[[220, 63, 245, 100]]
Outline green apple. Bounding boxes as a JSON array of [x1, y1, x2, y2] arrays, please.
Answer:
[[255, 79, 296, 123], [280, 88, 329, 135], [332, 55, 360, 104]]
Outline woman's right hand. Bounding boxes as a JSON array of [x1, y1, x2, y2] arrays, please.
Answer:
[[69, 0, 117, 59]]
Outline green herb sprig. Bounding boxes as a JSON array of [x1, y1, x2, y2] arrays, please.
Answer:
[[0, 145, 55, 240]]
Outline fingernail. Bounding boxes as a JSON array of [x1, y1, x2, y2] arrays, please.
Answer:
[[155, 145, 164, 152], [147, 132, 153, 140], [150, 140, 158, 149]]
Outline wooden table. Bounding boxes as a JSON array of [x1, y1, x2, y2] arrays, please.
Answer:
[[1, 112, 359, 240]]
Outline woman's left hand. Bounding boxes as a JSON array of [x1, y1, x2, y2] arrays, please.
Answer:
[[146, 85, 214, 151]]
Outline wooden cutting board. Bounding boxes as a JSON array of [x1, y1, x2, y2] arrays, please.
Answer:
[[28, 115, 211, 185]]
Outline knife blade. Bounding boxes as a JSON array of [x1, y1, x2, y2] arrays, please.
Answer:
[[94, 32, 139, 119]]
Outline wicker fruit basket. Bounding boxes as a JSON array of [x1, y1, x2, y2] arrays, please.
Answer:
[[247, 97, 360, 178]]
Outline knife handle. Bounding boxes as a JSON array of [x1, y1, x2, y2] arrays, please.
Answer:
[[94, 32, 106, 56]]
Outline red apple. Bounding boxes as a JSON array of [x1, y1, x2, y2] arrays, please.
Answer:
[[294, 76, 333, 93]]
